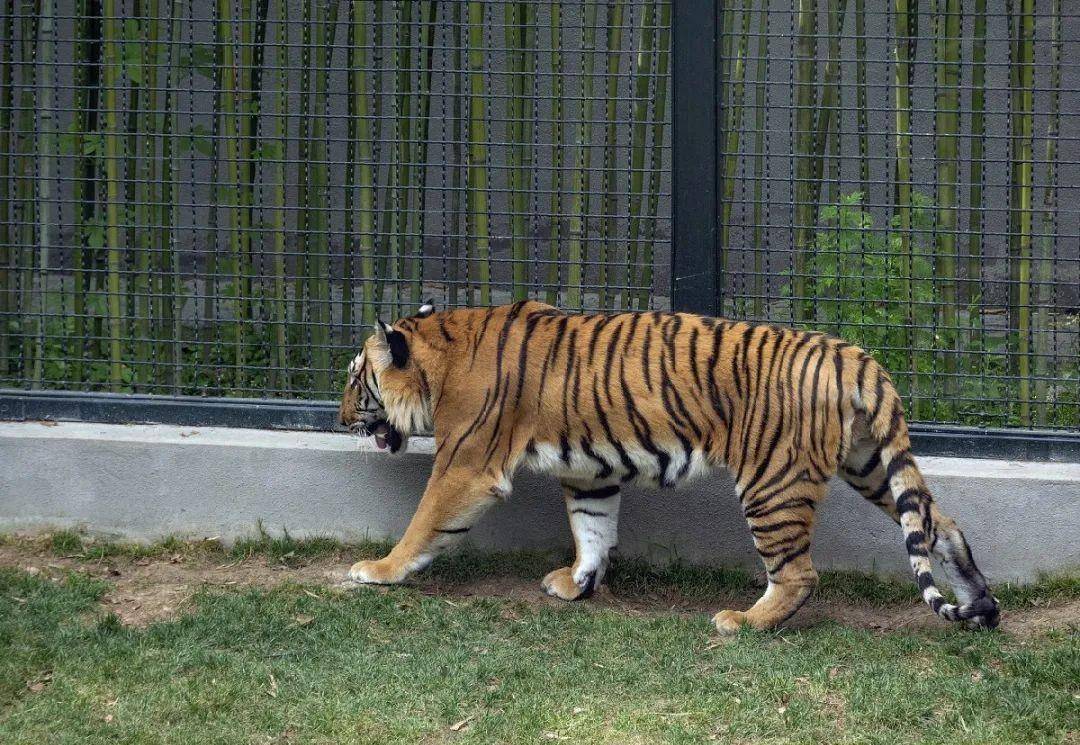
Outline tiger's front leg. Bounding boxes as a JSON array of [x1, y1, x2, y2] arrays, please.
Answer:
[[349, 466, 503, 585], [541, 481, 621, 600]]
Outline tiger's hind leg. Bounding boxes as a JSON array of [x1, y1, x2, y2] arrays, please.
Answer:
[[714, 480, 824, 635], [541, 481, 621, 601]]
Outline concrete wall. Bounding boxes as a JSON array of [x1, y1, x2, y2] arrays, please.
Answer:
[[2, 421, 1078, 584]]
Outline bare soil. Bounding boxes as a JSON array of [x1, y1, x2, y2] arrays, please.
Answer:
[[1, 543, 1076, 636]]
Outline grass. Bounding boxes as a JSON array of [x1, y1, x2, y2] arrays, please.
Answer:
[[0, 554, 1077, 744]]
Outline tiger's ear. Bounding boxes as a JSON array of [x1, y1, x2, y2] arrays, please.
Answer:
[[417, 299, 435, 318], [372, 319, 409, 368]]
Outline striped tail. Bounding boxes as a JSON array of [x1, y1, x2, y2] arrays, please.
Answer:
[[858, 358, 1000, 627]]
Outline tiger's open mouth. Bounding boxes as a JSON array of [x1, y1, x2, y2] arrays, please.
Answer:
[[370, 420, 403, 453]]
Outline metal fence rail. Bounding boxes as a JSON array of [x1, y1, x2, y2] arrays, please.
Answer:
[[0, 0, 673, 400], [710, 0, 1078, 430]]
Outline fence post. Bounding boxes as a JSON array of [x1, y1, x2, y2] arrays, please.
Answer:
[[671, 0, 720, 315]]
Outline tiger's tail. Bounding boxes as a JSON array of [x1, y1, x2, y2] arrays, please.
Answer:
[[858, 361, 1000, 629]]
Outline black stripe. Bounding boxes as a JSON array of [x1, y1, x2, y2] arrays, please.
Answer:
[[833, 349, 847, 451], [570, 484, 620, 500], [666, 314, 683, 373], [706, 322, 728, 424], [580, 432, 614, 480], [436, 527, 470, 535], [514, 313, 545, 405], [641, 321, 654, 392], [884, 451, 916, 482], [604, 318, 625, 402], [587, 315, 610, 363], [917, 571, 935, 592], [744, 495, 817, 520], [592, 382, 637, 481], [856, 355, 871, 406], [750, 518, 807, 535], [437, 315, 455, 343], [571, 508, 609, 517], [559, 434, 572, 464], [843, 450, 881, 480], [864, 480, 892, 504], [619, 360, 672, 484], [688, 325, 702, 393], [623, 312, 641, 358], [904, 530, 929, 556], [894, 488, 922, 514], [767, 542, 810, 575], [471, 307, 497, 366]]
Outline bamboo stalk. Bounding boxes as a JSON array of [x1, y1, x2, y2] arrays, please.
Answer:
[[567, 1, 599, 311], [0, 0, 15, 375], [791, 0, 817, 321], [894, 0, 917, 410], [750, 0, 767, 317], [309, 0, 339, 392], [15, 5, 38, 382], [162, 0, 181, 390], [449, 0, 463, 306], [408, 0, 438, 304], [135, 0, 159, 387], [353, 0, 376, 326], [466, 1, 491, 305], [504, 2, 527, 300], [623, 0, 655, 310], [934, 0, 961, 392], [1011, 0, 1034, 425], [520, 2, 537, 298], [32, 0, 54, 387], [269, 0, 288, 390], [102, 0, 124, 390], [854, 0, 869, 199], [1034, 0, 1060, 425], [635, 0, 669, 312], [384, 0, 412, 318], [544, 0, 564, 306], [242, 0, 271, 348], [343, 1, 357, 337], [217, 0, 246, 384], [807, 0, 846, 214], [718, 0, 751, 295], [597, 0, 624, 311], [966, 0, 986, 307]]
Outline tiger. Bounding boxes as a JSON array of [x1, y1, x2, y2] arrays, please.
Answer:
[[338, 300, 1000, 634]]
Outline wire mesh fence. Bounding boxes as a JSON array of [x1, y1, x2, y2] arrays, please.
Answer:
[[717, 0, 1078, 430], [0, 0, 673, 400], [1, 0, 1077, 433]]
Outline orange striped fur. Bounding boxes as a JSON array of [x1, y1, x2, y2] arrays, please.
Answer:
[[339, 301, 999, 633]]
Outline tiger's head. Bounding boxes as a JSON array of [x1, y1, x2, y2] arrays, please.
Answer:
[[338, 304, 436, 454]]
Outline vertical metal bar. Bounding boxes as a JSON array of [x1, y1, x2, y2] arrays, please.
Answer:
[[671, 0, 719, 315]]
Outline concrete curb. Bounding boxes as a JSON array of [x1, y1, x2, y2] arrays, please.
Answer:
[[3, 421, 1078, 583]]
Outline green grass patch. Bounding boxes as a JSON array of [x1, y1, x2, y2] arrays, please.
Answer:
[[0, 567, 1076, 744]]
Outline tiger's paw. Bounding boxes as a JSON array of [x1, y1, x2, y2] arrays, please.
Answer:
[[348, 559, 403, 585], [541, 567, 593, 601], [712, 609, 749, 636]]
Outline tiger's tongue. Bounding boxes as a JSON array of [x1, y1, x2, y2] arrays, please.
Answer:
[[373, 423, 390, 450]]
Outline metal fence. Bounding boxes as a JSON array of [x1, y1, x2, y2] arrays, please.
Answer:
[[1, 0, 1078, 434], [0, 0, 672, 400], [700, 0, 1078, 430]]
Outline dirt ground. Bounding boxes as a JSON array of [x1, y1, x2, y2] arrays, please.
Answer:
[[2, 542, 1076, 636]]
